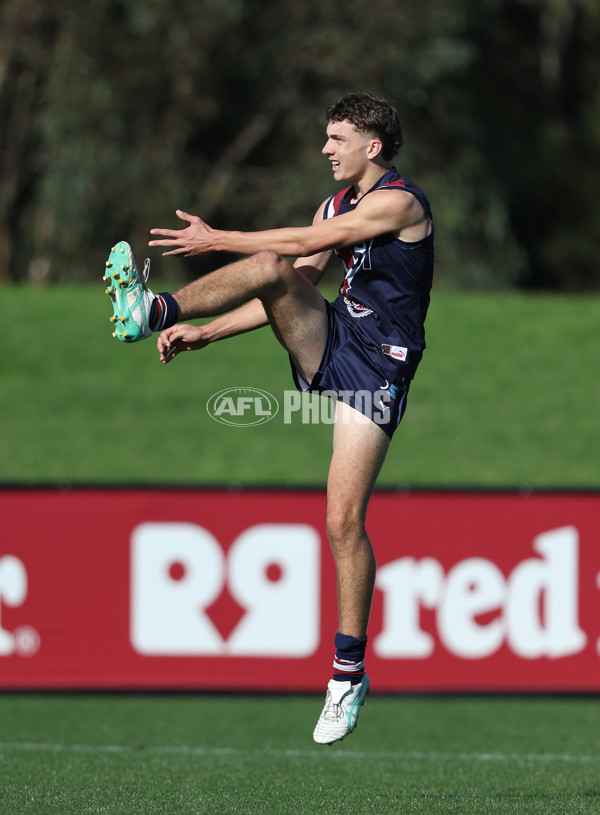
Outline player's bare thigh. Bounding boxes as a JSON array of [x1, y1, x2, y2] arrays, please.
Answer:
[[261, 257, 328, 385]]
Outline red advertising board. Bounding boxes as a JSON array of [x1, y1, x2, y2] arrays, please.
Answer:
[[0, 487, 599, 692]]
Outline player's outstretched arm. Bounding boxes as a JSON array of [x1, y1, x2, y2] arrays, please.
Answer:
[[149, 208, 324, 258], [148, 197, 334, 259], [149, 190, 428, 259], [157, 298, 269, 364]]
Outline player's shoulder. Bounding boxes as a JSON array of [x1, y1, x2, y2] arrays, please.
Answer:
[[319, 186, 352, 221], [372, 169, 427, 199], [368, 172, 432, 220], [360, 184, 417, 216]]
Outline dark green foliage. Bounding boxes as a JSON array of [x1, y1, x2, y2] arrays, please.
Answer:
[[0, 0, 599, 289]]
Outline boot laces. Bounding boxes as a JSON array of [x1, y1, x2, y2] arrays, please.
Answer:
[[142, 258, 151, 283]]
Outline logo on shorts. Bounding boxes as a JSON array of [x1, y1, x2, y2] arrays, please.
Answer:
[[344, 296, 373, 318], [386, 384, 400, 402], [381, 343, 408, 361], [207, 388, 279, 427]]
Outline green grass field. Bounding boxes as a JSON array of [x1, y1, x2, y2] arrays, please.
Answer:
[[2, 285, 600, 813], [2, 284, 599, 487], [1, 694, 600, 814]]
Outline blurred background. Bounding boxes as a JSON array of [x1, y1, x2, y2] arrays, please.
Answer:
[[1, 0, 599, 291], [1, 0, 599, 489]]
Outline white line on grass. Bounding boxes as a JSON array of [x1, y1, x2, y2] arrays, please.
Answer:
[[0, 742, 598, 764]]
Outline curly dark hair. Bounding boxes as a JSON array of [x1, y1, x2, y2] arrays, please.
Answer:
[[326, 90, 403, 161]]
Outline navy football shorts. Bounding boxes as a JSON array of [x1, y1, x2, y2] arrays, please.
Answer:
[[290, 299, 411, 439]]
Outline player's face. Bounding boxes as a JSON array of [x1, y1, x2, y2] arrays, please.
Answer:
[[322, 120, 375, 182]]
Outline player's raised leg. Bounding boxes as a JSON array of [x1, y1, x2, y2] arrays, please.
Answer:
[[313, 400, 390, 745], [103, 239, 329, 388], [168, 250, 328, 384]]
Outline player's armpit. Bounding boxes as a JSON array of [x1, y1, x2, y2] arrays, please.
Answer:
[[293, 250, 333, 286]]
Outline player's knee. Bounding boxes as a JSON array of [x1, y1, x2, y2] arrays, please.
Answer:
[[252, 250, 289, 285], [326, 505, 365, 550]]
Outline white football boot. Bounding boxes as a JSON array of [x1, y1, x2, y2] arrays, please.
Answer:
[[313, 675, 370, 745]]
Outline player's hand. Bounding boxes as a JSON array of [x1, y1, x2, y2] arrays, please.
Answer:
[[149, 210, 215, 256], [157, 324, 210, 364]]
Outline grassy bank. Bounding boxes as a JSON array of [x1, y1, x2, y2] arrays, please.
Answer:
[[2, 285, 598, 488]]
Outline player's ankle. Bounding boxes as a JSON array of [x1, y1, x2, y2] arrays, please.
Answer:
[[332, 631, 367, 684]]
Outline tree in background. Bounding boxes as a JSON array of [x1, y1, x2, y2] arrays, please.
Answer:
[[465, 0, 600, 290], [0, 0, 598, 290]]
